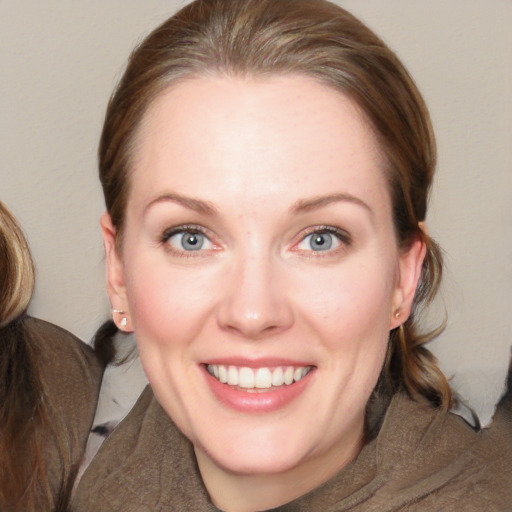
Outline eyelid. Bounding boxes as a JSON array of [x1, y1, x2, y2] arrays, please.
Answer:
[[161, 224, 209, 242]]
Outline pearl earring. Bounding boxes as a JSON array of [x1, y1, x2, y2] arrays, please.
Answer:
[[112, 309, 128, 329]]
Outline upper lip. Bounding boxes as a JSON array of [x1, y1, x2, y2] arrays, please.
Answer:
[[202, 357, 315, 368]]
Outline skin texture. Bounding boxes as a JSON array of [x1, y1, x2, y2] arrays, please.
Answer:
[[102, 75, 425, 512]]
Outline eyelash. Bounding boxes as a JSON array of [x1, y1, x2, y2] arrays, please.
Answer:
[[159, 224, 352, 257], [160, 224, 216, 257], [293, 226, 352, 256]]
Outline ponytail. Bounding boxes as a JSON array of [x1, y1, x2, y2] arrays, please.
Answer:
[[386, 232, 452, 410], [93, 319, 119, 366]]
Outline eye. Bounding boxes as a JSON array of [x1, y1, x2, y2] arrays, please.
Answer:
[[163, 227, 214, 252], [295, 227, 350, 253]]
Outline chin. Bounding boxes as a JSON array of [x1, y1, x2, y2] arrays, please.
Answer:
[[192, 414, 324, 476], [202, 440, 309, 476]]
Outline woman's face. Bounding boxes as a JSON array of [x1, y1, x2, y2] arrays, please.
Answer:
[[104, 75, 424, 485]]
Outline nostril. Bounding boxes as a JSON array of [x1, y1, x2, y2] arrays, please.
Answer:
[[221, 317, 292, 341]]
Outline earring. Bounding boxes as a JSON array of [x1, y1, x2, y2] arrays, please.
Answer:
[[112, 309, 128, 329], [394, 311, 401, 319]]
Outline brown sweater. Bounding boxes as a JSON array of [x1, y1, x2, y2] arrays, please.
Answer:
[[73, 385, 512, 511], [26, 318, 103, 510]]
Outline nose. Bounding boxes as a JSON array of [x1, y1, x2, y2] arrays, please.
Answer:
[[216, 253, 294, 340]]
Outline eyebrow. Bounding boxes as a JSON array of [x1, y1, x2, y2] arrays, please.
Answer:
[[291, 193, 374, 216], [144, 191, 373, 217], [144, 193, 218, 216]]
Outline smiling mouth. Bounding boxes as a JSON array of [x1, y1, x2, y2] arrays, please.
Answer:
[[206, 364, 313, 391]]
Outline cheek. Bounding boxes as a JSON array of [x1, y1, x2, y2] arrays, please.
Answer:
[[295, 259, 397, 342], [292, 258, 396, 401], [124, 253, 221, 348]]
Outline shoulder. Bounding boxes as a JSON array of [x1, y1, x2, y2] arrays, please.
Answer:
[[25, 317, 103, 454], [25, 317, 103, 430], [73, 386, 215, 511], [17, 317, 104, 509], [25, 316, 103, 399], [25, 315, 97, 359], [372, 392, 512, 510]]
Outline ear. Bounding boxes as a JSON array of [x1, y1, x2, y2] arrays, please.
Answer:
[[100, 212, 133, 332], [390, 233, 427, 329]]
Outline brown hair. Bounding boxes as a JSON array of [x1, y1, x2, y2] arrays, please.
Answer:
[[0, 203, 72, 511], [97, 0, 451, 414]]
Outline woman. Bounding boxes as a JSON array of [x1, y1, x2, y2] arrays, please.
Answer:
[[0, 202, 103, 511], [73, 0, 512, 510]]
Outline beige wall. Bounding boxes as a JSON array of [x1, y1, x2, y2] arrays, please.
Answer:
[[1, 0, 511, 424]]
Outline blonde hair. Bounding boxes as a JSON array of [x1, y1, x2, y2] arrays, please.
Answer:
[[0, 202, 34, 327], [97, 0, 451, 414], [0, 203, 73, 511]]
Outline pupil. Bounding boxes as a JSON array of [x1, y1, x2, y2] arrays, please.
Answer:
[[187, 234, 198, 245]]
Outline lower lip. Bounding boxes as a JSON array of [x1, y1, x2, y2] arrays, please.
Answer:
[[202, 365, 314, 413]]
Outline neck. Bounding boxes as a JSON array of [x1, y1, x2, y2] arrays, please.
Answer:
[[194, 432, 364, 512]]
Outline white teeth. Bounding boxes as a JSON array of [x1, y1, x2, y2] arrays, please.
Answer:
[[207, 364, 311, 390], [255, 368, 272, 389], [284, 367, 294, 385], [218, 365, 228, 384], [227, 366, 238, 386], [271, 367, 284, 386], [239, 367, 254, 388]]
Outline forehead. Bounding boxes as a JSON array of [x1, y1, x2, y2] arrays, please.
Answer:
[[129, 74, 389, 214]]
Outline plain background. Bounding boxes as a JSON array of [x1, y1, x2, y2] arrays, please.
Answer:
[[1, 0, 511, 424]]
